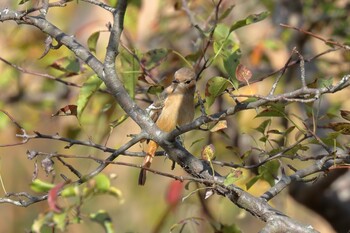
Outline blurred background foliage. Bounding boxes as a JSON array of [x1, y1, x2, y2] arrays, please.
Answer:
[[0, 0, 349, 232]]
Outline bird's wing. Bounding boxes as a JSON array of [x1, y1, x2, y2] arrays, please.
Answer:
[[146, 84, 174, 122]]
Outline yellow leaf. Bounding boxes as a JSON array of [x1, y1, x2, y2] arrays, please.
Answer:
[[210, 120, 227, 132]]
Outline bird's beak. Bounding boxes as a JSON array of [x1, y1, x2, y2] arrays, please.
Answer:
[[171, 80, 179, 92]]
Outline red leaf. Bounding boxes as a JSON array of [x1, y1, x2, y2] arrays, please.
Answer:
[[52, 105, 78, 117], [235, 64, 252, 83], [48, 182, 66, 213], [166, 180, 183, 208]]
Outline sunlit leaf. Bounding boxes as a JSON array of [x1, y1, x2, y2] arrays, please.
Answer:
[[205, 76, 229, 107], [87, 31, 100, 54], [94, 173, 110, 192], [210, 120, 227, 132], [61, 185, 79, 197], [107, 187, 123, 199], [77, 75, 103, 120], [31, 213, 47, 233], [31, 179, 55, 193], [53, 213, 67, 231], [201, 144, 216, 161], [107, 0, 118, 7], [214, 23, 230, 39]]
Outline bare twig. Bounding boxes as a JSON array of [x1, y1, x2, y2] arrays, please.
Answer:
[[269, 48, 295, 95], [280, 23, 350, 50]]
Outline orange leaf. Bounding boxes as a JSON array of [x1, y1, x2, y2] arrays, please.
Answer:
[[250, 42, 264, 66]]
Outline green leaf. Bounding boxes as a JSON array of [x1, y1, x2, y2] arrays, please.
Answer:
[[318, 77, 333, 88], [18, 0, 30, 5], [219, 5, 235, 21], [94, 174, 110, 192], [90, 210, 114, 233], [185, 51, 202, 62], [31, 179, 55, 193], [314, 131, 342, 148], [53, 213, 67, 231], [218, 223, 242, 233], [241, 97, 258, 104], [258, 160, 279, 187], [107, 187, 123, 199], [205, 76, 229, 107], [190, 137, 204, 147], [284, 144, 309, 156], [246, 175, 260, 190], [107, 0, 118, 7], [255, 119, 271, 134], [117, 49, 140, 99], [31, 213, 48, 232], [223, 170, 242, 186], [214, 24, 230, 39], [48, 57, 81, 75], [110, 114, 129, 128], [147, 85, 164, 95], [77, 74, 103, 120], [61, 185, 79, 197], [255, 104, 285, 118], [140, 48, 170, 70], [223, 51, 241, 83], [229, 11, 270, 33], [87, 31, 100, 54]]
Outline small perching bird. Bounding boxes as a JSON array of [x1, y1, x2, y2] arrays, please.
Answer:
[[138, 67, 196, 185]]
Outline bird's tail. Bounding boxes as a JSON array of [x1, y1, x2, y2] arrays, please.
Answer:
[[138, 140, 158, 185]]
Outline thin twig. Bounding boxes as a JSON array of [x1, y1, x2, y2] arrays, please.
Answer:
[[280, 23, 350, 50]]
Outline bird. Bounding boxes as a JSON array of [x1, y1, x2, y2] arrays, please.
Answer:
[[138, 67, 196, 185]]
